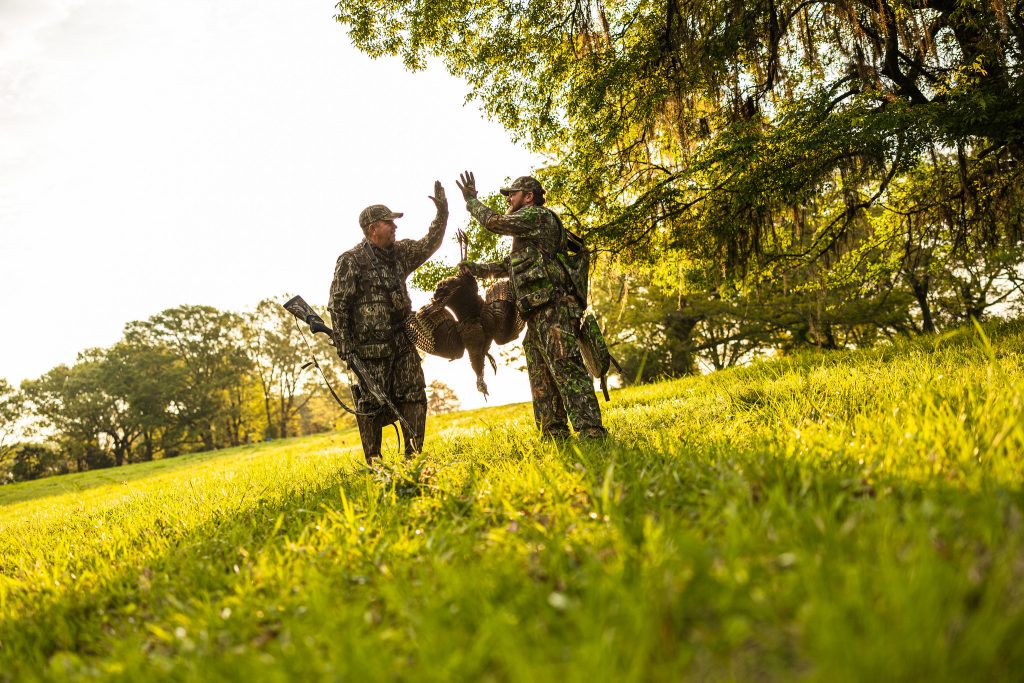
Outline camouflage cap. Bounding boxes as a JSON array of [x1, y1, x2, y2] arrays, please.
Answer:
[[499, 176, 544, 197], [359, 204, 404, 230]]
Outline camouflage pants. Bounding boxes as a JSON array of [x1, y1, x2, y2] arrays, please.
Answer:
[[350, 337, 427, 411], [350, 337, 427, 458], [522, 296, 606, 438]]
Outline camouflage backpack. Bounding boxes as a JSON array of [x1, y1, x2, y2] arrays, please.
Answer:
[[548, 218, 621, 400], [552, 216, 589, 307]]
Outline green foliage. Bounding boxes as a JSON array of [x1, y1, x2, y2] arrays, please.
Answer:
[[13, 299, 349, 481], [338, 0, 1024, 342], [125, 305, 253, 451], [588, 259, 699, 382], [245, 299, 341, 440], [21, 363, 113, 472], [5, 443, 66, 483], [589, 252, 919, 384], [426, 379, 461, 414], [0, 379, 21, 459], [1, 320, 1022, 679]]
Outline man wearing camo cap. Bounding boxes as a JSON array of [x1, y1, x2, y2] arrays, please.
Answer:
[[456, 172, 607, 441], [328, 181, 448, 464]]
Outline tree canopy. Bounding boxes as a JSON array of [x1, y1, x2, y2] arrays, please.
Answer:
[[338, 0, 1024, 376], [6, 299, 348, 484], [0, 379, 22, 462], [339, 0, 1022, 268]]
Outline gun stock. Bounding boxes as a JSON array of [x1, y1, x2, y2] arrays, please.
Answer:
[[284, 295, 334, 336]]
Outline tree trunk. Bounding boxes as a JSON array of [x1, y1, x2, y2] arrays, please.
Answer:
[[264, 396, 274, 440], [821, 323, 838, 350], [666, 311, 701, 375], [961, 284, 987, 322], [909, 279, 935, 333], [279, 394, 288, 439], [142, 431, 154, 461]]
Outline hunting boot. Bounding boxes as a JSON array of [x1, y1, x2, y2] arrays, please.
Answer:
[[398, 401, 427, 457], [578, 426, 608, 440], [356, 413, 383, 466]]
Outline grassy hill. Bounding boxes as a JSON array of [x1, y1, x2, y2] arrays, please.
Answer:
[[1, 321, 1022, 682]]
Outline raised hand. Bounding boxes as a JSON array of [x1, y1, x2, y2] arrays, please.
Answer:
[[429, 180, 448, 217], [456, 170, 478, 201]]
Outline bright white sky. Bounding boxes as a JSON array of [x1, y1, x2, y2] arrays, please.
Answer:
[[1, 0, 541, 409]]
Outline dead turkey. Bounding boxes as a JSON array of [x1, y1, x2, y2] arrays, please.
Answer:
[[411, 271, 524, 397]]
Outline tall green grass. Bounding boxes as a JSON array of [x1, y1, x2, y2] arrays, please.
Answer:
[[1, 321, 1022, 682]]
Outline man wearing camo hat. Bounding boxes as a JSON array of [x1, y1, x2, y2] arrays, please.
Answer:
[[328, 181, 448, 464], [456, 172, 607, 440]]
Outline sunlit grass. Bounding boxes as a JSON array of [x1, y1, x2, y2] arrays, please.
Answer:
[[1, 321, 1022, 682]]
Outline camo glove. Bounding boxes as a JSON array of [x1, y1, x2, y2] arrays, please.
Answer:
[[430, 180, 448, 221], [456, 170, 478, 202], [342, 352, 358, 371]]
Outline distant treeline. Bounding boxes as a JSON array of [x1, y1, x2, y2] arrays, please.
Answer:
[[0, 300, 346, 483], [3, 264, 1022, 483]]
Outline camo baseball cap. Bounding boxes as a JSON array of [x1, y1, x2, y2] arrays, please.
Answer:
[[499, 176, 544, 196], [359, 204, 404, 230]]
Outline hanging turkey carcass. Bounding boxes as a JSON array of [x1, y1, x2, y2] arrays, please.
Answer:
[[409, 232, 524, 397]]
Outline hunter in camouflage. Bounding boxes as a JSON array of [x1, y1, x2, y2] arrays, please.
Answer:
[[328, 182, 448, 463], [455, 172, 607, 440]]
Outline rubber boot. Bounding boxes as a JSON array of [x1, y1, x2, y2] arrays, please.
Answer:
[[356, 413, 383, 466], [578, 426, 608, 440], [398, 401, 427, 457]]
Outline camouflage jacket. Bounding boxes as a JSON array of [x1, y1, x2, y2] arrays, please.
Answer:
[[465, 199, 573, 313], [328, 216, 446, 359]]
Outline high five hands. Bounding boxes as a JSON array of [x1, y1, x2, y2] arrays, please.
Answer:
[[456, 171, 478, 202]]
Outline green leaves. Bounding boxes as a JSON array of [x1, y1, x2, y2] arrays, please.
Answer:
[[0, 378, 23, 460], [11, 299, 353, 478], [336, 0, 1024, 334]]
